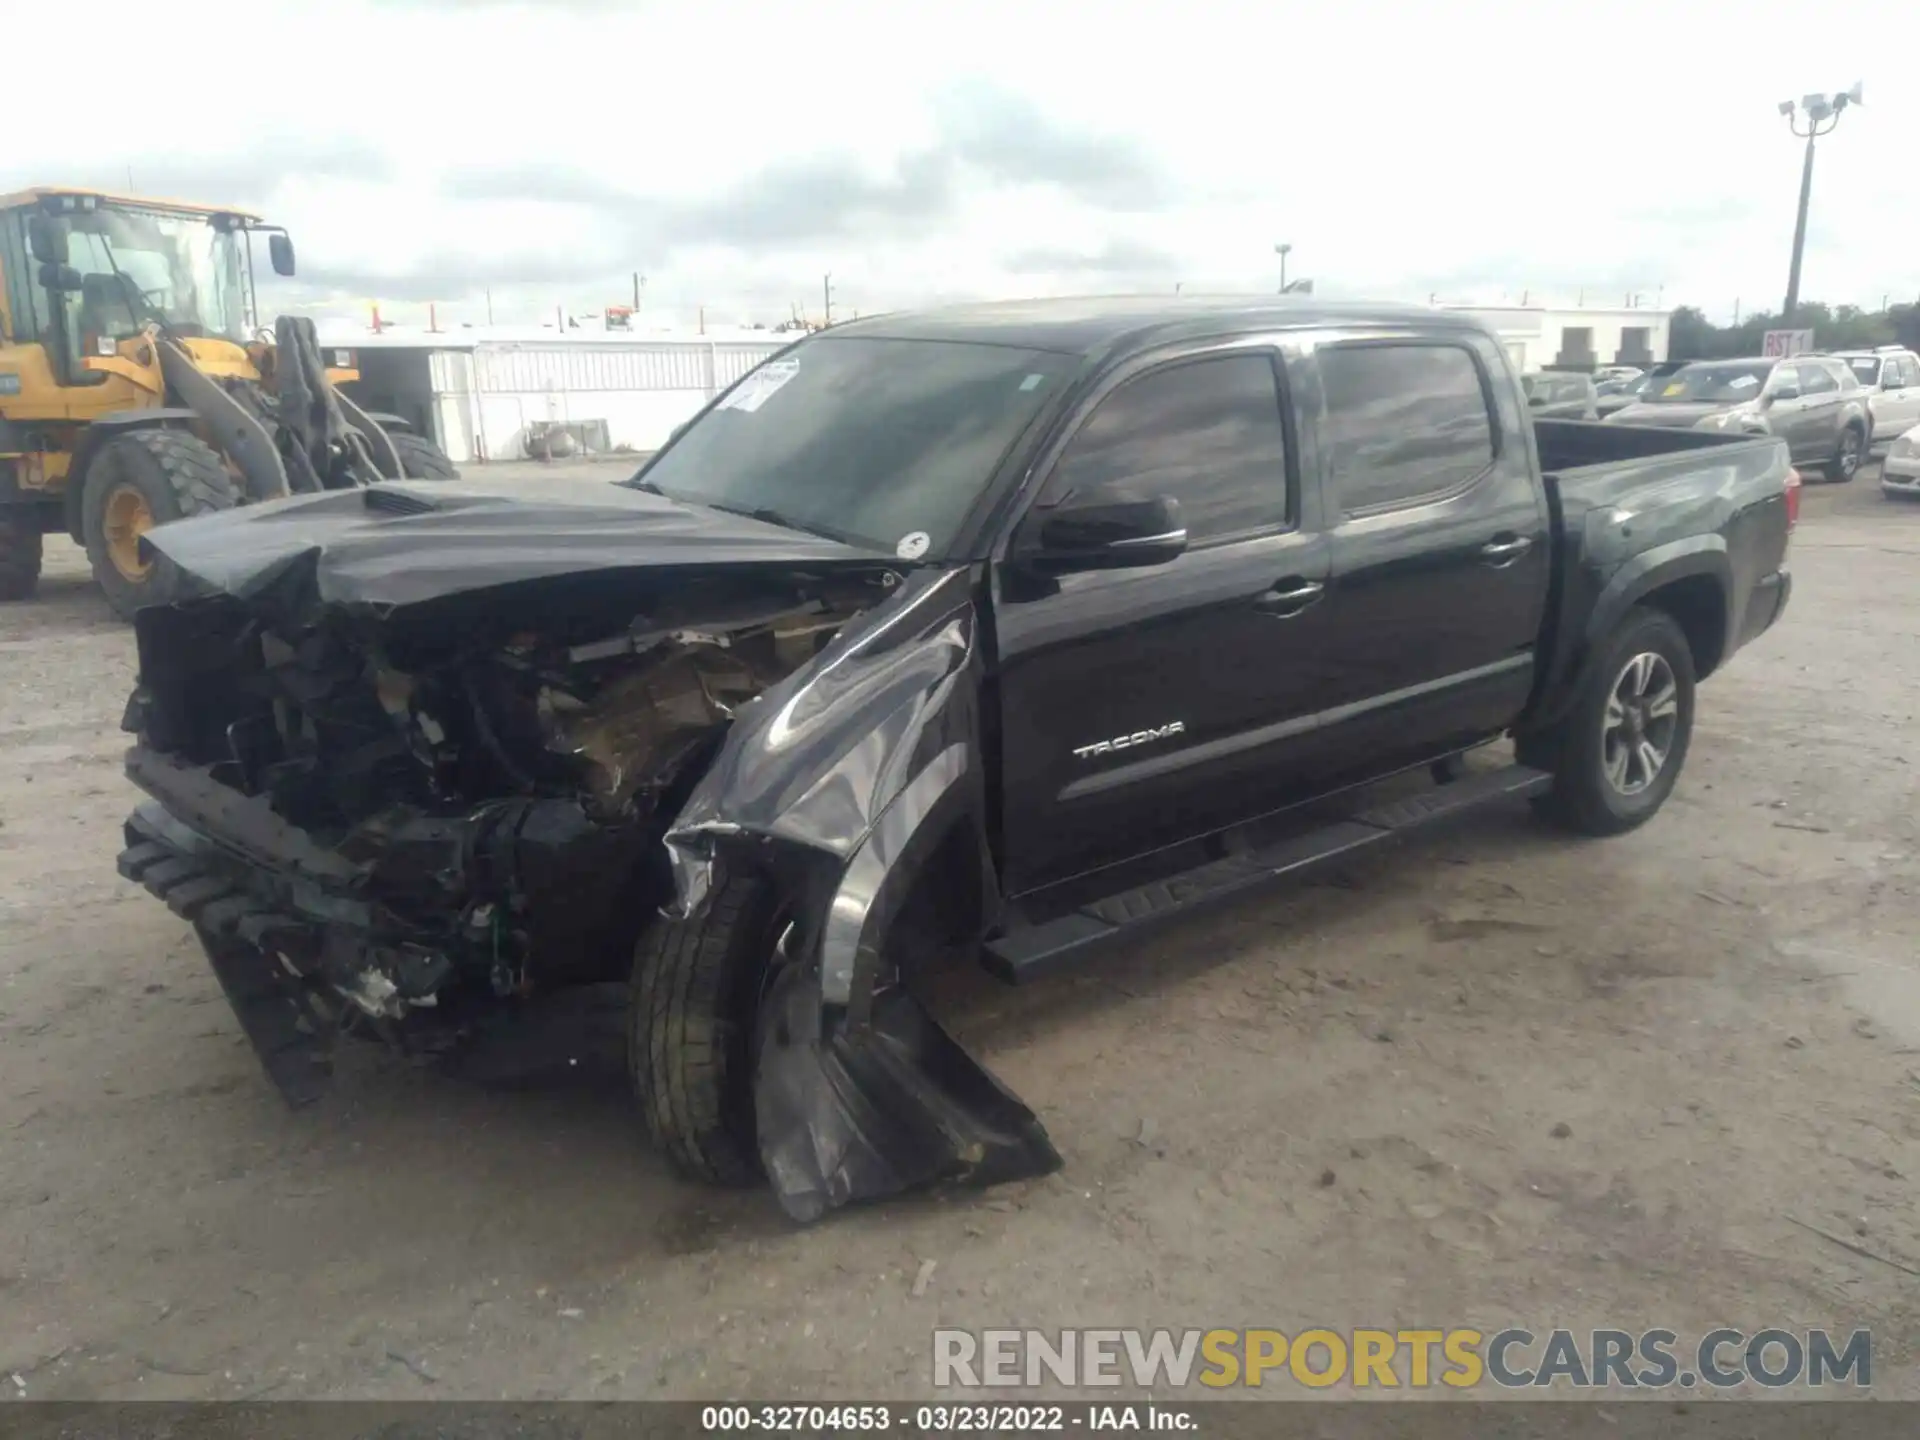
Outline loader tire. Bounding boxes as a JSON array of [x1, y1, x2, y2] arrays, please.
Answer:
[[386, 432, 459, 481], [629, 871, 786, 1186], [82, 429, 240, 621], [0, 511, 43, 601]]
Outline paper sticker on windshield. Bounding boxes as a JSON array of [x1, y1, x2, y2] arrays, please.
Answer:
[[895, 531, 931, 561], [718, 359, 800, 414], [1019, 373, 1047, 392], [1725, 374, 1759, 389], [1662, 382, 1685, 396]]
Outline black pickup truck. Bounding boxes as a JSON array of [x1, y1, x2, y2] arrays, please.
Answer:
[[114, 299, 1795, 1221]]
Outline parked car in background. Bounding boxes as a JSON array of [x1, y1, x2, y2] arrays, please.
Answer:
[[1881, 423, 1920, 498], [1595, 361, 1686, 419], [1522, 370, 1599, 419], [1605, 355, 1870, 481], [1593, 365, 1645, 386], [1828, 348, 1920, 451]]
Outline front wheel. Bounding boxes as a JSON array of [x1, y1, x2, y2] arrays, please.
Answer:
[[1519, 606, 1697, 836], [385, 432, 459, 481], [82, 429, 241, 620], [629, 871, 787, 1185], [1824, 424, 1865, 483]]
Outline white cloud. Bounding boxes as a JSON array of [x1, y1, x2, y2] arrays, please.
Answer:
[[7, 0, 1913, 327]]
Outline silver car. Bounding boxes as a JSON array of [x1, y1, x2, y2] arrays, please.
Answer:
[[1605, 355, 1871, 481]]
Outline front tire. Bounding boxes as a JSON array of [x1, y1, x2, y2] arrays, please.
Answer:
[[1825, 423, 1865, 483], [0, 510, 43, 601], [82, 430, 241, 620], [1519, 606, 1697, 836], [385, 432, 459, 481], [629, 871, 786, 1185]]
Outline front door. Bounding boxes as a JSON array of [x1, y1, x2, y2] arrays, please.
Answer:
[[1781, 360, 1842, 462], [1304, 331, 1552, 775], [993, 345, 1334, 896]]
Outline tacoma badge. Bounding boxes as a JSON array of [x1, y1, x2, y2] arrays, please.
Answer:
[[1073, 721, 1186, 760]]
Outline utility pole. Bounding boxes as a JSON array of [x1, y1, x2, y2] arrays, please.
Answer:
[[485, 288, 494, 326], [633, 273, 646, 311], [1274, 242, 1291, 294], [822, 273, 834, 328], [1778, 85, 1862, 325]]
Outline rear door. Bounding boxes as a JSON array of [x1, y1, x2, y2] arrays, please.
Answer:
[[1884, 354, 1920, 438], [1298, 328, 1551, 776], [1788, 360, 1844, 462], [992, 342, 1334, 895]]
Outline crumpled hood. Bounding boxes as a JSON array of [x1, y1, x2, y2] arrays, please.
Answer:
[[137, 480, 889, 611]]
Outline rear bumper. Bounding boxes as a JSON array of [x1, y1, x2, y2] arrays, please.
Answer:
[[1740, 568, 1792, 650]]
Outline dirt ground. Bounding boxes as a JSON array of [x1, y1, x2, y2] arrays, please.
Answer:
[[2, 462, 1918, 1403]]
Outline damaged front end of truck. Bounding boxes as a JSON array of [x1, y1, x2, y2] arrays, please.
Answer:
[[114, 481, 1058, 1220]]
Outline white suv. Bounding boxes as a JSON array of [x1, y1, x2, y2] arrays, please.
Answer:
[[1832, 348, 1920, 451]]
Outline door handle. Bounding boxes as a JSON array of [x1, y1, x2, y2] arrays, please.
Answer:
[[1479, 535, 1535, 567], [1255, 578, 1325, 616]]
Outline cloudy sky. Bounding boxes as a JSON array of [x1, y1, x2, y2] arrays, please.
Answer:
[[11, 0, 1915, 330]]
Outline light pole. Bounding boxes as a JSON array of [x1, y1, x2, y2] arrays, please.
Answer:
[[1274, 242, 1292, 295], [1778, 85, 1861, 325]]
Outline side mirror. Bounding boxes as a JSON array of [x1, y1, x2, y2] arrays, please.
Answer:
[[37, 262, 83, 292], [27, 215, 67, 266], [268, 233, 296, 277], [1767, 384, 1799, 404], [1025, 494, 1187, 573], [1884, 374, 1902, 391]]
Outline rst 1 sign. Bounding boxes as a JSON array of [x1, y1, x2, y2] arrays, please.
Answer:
[[1762, 329, 1815, 358]]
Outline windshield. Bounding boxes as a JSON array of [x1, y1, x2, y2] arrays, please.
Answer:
[[1843, 357, 1881, 383], [1645, 361, 1772, 404], [59, 205, 247, 342], [630, 336, 1078, 556]]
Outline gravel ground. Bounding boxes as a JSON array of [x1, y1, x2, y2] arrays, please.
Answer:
[[1, 463, 1917, 1402]]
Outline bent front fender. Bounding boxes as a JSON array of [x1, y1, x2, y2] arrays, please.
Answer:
[[662, 566, 1059, 1218]]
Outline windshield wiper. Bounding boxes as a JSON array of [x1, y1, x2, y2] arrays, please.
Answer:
[[702, 499, 855, 546]]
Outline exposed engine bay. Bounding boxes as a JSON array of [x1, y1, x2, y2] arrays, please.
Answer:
[[121, 568, 885, 1072]]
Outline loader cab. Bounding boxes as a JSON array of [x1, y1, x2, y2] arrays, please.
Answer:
[[0, 189, 293, 392]]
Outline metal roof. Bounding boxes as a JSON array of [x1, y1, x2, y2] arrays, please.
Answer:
[[0, 185, 262, 220], [819, 295, 1494, 357]]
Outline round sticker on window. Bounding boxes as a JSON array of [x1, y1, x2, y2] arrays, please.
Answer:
[[895, 531, 931, 561]]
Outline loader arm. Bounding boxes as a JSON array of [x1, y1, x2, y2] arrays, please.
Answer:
[[155, 339, 289, 502]]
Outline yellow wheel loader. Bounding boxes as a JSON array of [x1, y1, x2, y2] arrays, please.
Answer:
[[0, 187, 457, 617]]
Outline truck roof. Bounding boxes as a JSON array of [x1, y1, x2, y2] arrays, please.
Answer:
[[820, 295, 1492, 357], [0, 185, 262, 221]]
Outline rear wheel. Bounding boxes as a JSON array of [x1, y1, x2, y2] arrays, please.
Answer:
[[82, 429, 240, 620], [0, 509, 43, 601], [1519, 606, 1697, 836], [1824, 423, 1865, 483], [629, 871, 787, 1185], [385, 432, 459, 481]]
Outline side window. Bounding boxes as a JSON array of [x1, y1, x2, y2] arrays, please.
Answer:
[[1040, 353, 1290, 543], [1896, 356, 1920, 387], [1319, 342, 1496, 515], [1797, 362, 1838, 396]]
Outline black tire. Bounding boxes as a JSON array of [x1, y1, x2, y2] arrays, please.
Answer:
[[387, 432, 459, 481], [1519, 606, 1697, 837], [629, 870, 786, 1185], [1824, 423, 1865, 483], [82, 429, 240, 620], [0, 511, 43, 601]]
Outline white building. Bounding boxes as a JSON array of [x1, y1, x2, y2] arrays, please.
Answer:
[[331, 302, 1673, 464], [1440, 305, 1671, 375], [333, 326, 792, 464]]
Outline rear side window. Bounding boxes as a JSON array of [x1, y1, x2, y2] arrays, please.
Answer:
[[1319, 342, 1496, 514], [1042, 353, 1290, 542], [1796, 362, 1838, 396]]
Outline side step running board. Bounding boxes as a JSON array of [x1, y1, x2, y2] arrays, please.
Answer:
[[982, 764, 1551, 984]]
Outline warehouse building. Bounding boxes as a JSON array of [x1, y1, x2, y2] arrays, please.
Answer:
[[1441, 304, 1671, 374], [332, 326, 791, 464]]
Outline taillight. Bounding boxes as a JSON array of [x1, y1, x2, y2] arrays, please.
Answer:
[[1784, 467, 1801, 532]]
